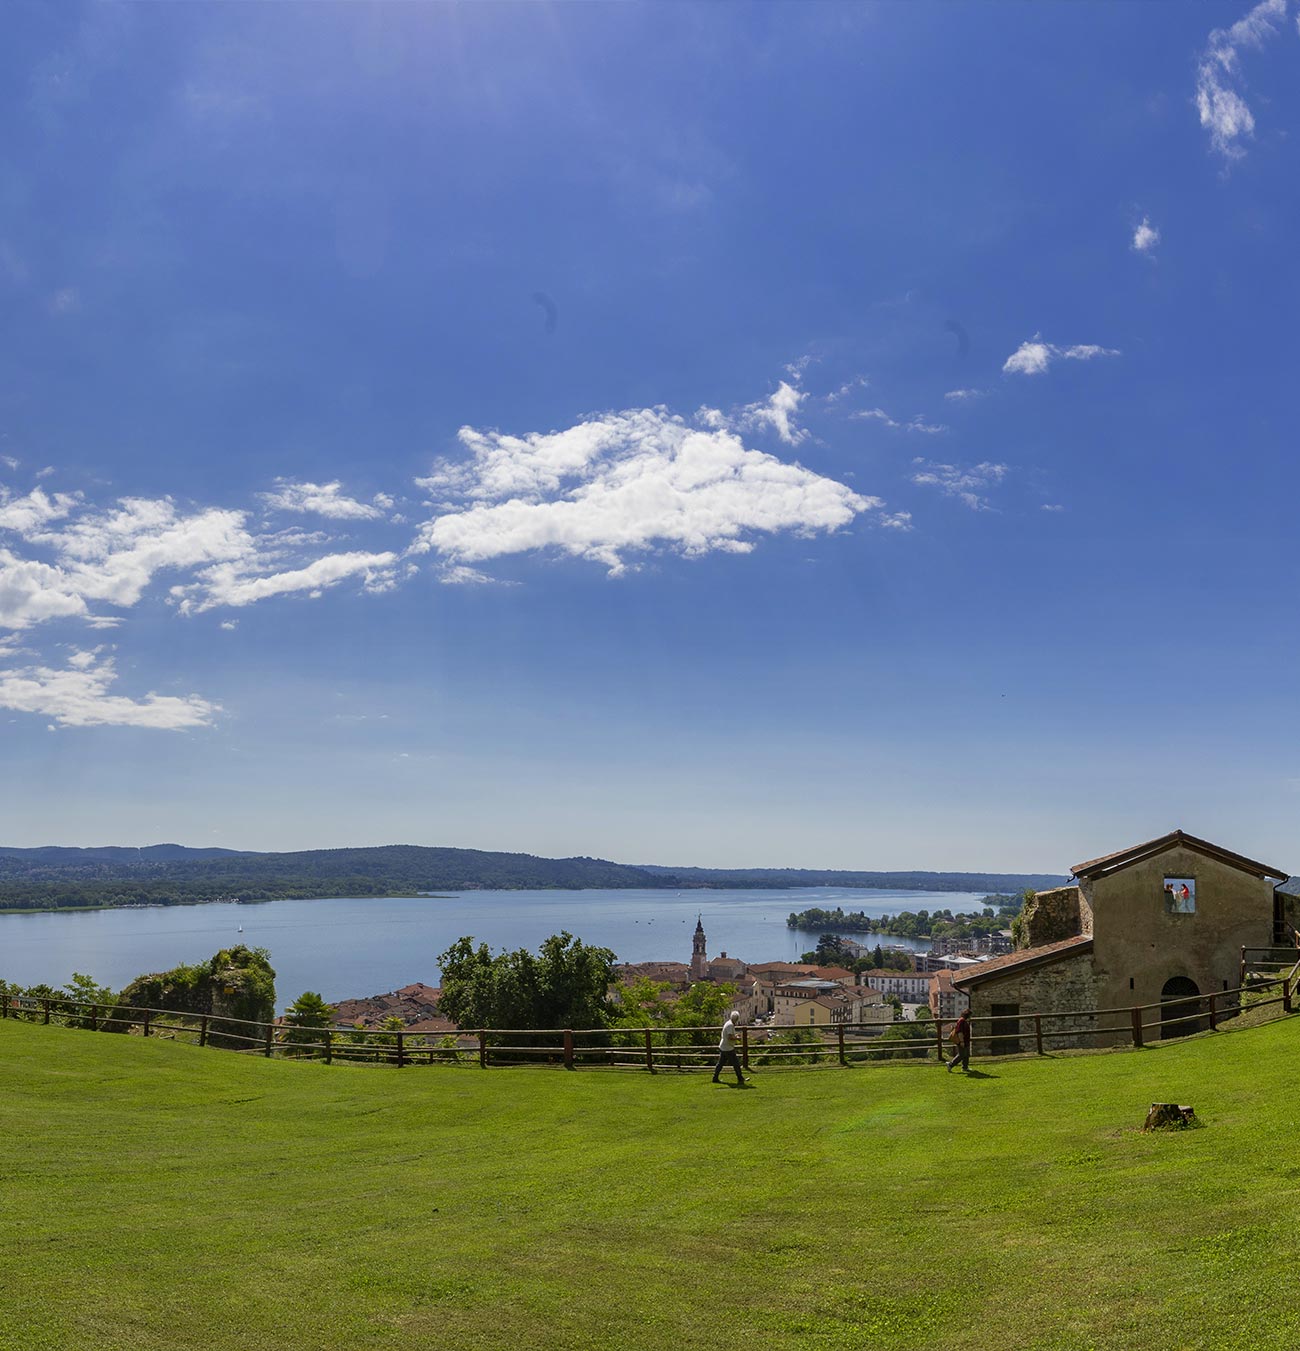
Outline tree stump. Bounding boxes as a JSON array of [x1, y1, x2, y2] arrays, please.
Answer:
[[1143, 1102, 1196, 1131]]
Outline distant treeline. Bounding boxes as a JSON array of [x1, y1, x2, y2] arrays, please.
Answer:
[[788, 895, 1026, 940], [0, 844, 1067, 913]]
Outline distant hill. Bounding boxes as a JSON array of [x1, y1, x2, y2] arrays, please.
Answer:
[[0, 843, 1066, 912], [639, 865, 1068, 893]]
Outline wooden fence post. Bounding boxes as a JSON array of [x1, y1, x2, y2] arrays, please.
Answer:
[[741, 1026, 750, 1072], [1130, 1007, 1143, 1048], [90, 1004, 98, 1032], [836, 1025, 846, 1065], [935, 1018, 945, 1060], [644, 1028, 654, 1073], [199, 1015, 208, 1048], [1239, 947, 1246, 989], [264, 1021, 274, 1057], [478, 1031, 487, 1069], [323, 1030, 332, 1064], [1034, 1013, 1044, 1055], [1208, 993, 1218, 1030], [563, 1030, 574, 1070], [397, 1031, 406, 1069], [1284, 977, 1292, 1014], [43, 999, 50, 1026], [142, 1009, 151, 1038]]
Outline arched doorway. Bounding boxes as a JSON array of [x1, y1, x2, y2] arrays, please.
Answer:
[[1160, 975, 1201, 1039]]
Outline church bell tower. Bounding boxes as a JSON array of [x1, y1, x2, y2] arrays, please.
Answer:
[[690, 915, 708, 981]]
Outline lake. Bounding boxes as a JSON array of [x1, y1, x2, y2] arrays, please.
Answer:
[[0, 887, 990, 1010]]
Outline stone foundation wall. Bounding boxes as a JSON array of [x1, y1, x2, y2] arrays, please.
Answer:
[[967, 952, 1107, 1054]]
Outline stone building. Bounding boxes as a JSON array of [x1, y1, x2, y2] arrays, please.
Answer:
[[953, 829, 1294, 1051]]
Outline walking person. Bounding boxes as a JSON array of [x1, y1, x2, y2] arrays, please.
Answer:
[[712, 1010, 747, 1085], [946, 1007, 972, 1074]]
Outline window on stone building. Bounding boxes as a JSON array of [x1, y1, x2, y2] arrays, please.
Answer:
[[1163, 877, 1195, 914]]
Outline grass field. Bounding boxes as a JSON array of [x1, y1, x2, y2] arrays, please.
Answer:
[[2, 1016, 1298, 1351]]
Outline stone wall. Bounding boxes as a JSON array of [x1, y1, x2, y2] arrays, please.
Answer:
[[1019, 886, 1089, 948], [965, 950, 1107, 1053]]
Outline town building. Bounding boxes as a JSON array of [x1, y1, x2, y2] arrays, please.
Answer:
[[616, 961, 692, 988], [859, 969, 933, 1003], [953, 830, 1296, 1051], [928, 969, 970, 1021], [769, 979, 891, 1030], [331, 981, 443, 1029]]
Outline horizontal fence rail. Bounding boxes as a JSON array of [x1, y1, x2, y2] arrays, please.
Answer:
[[4, 959, 1298, 1073]]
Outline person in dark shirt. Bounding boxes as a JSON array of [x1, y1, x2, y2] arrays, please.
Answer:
[[946, 1008, 972, 1073]]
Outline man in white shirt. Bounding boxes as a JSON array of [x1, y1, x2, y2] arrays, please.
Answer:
[[712, 1010, 747, 1085]]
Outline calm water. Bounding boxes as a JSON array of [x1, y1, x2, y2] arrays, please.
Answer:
[[0, 887, 985, 1011]]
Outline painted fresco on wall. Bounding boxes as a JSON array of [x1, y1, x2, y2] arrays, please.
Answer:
[[1163, 877, 1195, 913]]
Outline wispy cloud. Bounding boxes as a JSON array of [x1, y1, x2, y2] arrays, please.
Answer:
[[911, 459, 1009, 512], [1131, 217, 1160, 254], [739, 380, 809, 446], [850, 408, 947, 434], [260, 479, 387, 520], [1003, 337, 1120, 376], [175, 551, 402, 614], [0, 652, 217, 730], [943, 388, 984, 402], [1196, 0, 1292, 161], [412, 405, 885, 577]]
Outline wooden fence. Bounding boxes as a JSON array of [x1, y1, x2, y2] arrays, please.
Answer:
[[4, 958, 1297, 1072]]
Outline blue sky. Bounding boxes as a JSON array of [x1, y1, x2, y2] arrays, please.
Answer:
[[3, 0, 1300, 872]]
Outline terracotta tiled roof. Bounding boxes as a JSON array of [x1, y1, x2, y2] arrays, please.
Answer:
[[951, 935, 1093, 989], [1072, 830, 1287, 883]]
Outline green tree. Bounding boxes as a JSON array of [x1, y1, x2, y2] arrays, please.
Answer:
[[437, 931, 616, 1032], [282, 991, 334, 1056], [61, 972, 117, 1030]]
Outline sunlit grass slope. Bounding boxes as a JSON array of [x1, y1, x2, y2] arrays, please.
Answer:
[[2, 1018, 1298, 1351]]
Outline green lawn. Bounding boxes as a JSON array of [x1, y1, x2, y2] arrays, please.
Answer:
[[2, 1016, 1298, 1351]]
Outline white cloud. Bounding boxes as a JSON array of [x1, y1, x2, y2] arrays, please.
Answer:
[[826, 375, 869, 403], [413, 407, 881, 576], [850, 408, 947, 434], [740, 381, 808, 445], [1003, 337, 1120, 375], [1042, 504, 1065, 513], [438, 564, 500, 586], [1196, 0, 1291, 161], [911, 459, 1009, 512], [0, 653, 217, 730], [878, 511, 913, 531], [0, 487, 81, 536], [0, 455, 19, 472], [0, 550, 94, 629], [260, 479, 385, 520], [177, 550, 400, 613], [1131, 217, 1160, 254], [944, 388, 984, 402]]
